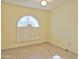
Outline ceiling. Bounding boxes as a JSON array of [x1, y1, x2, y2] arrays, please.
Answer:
[[2, 0, 70, 10]]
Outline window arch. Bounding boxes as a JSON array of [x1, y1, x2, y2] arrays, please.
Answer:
[[16, 16, 40, 41], [17, 16, 39, 28]]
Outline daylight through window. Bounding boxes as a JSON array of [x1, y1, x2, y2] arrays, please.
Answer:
[[17, 16, 39, 27]]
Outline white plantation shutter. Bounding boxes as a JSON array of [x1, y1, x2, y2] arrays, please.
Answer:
[[16, 16, 40, 41]]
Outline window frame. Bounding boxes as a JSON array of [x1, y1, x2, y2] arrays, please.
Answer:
[[16, 15, 40, 28], [16, 15, 40, 41]]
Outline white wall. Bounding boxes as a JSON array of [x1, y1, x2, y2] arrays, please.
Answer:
[[49, 0, 77, 53]]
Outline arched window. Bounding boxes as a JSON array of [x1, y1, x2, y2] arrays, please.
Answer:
[[16, 16, 40, 41], [17, 16, 39, 28]]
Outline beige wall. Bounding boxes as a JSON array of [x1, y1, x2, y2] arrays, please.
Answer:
[[2, 3, 49, 49], [49, 0, 77, 53], [2, 0, 77, 54]]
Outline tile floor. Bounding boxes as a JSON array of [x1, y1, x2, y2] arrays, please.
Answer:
[[1, 43, 77, 59]]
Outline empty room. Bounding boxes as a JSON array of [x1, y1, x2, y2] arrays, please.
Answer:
[[1, 0, 77, 59]]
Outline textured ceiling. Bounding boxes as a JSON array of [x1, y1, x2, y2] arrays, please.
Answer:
[[2, 0, 70, 10]]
